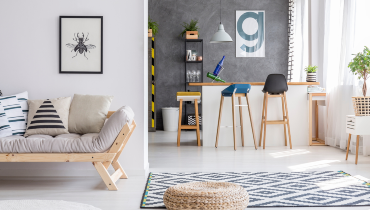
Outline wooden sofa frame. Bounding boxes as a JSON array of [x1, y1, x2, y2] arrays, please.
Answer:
[[0, 111, 136, 191]]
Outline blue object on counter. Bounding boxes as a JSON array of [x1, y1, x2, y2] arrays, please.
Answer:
[[213, 56, 225, 76], [222, 84, 251, 97]]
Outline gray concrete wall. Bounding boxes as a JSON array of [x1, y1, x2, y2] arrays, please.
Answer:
[[149, 0, 288, 130]]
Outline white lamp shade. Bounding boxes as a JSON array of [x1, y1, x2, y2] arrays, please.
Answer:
[[210, 24, 233, 43]]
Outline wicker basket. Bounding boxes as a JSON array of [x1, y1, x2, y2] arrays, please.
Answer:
[[352, 96, 370, 116]]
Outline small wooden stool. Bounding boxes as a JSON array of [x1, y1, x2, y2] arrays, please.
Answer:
[[259, 74, 292, 149], [177, 92, 201, 147], [215, 84, 257, 151]]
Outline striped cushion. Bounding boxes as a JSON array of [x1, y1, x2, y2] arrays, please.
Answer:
[[0, 103, 12, 137], [0, 96, 26, 136], [24, 97, 71, 137]]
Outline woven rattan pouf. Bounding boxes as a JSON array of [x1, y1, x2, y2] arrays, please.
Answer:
[[163, 182, 249, 210]]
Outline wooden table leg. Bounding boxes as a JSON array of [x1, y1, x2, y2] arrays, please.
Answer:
[[194, 99, 201, 147], [281, 96, 287, 146], [263, 92, 268, 149], [316, 101, 319, 140], [284, 92, 292, 149], [215, 96, 224, 148], [177, 99, 183, 147], [246, 93, 257, 150], [309, 94, 312, 146], [356, 135, 360, 165], [259, 94, 266, 147], [232, 93, 237, 151], [238, 97, 245, 147], [346, 134, 351, 160]]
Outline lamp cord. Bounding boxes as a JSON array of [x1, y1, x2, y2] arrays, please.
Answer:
[[220, 0, 222, 24]]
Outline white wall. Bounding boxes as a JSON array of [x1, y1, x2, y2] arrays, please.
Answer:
[[0, 0, 148, 176]]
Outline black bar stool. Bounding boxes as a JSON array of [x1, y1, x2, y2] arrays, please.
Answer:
[[259, 74, 292, 149]]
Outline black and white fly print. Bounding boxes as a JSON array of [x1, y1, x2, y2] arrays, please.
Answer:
[[66, 33, 96, 59], [59, 16, 103, 74]]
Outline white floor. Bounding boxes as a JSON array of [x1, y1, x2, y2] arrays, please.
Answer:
[[1, 131, 370, 210]]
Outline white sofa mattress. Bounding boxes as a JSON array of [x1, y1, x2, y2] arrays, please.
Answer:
[[0, 106, 134, 153]]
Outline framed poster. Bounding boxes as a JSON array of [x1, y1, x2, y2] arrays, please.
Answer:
[[59, 16, 103, 74], [236, 11, 265, 57]]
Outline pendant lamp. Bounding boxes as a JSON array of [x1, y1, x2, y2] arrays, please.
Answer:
[[210, 0, 233, 43]]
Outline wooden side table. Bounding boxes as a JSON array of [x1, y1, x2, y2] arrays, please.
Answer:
[[346, 115, 370, 164], [308, 93, 326, 145]]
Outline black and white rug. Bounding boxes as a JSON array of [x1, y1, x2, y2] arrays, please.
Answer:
[[141, 171, 370, 208]]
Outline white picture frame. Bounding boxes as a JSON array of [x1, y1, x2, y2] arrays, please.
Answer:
[[236, 11, 265, 57]]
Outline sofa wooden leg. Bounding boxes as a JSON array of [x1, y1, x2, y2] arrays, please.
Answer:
[[112, 161, 128, 179], [103, 161, 111, 170], [94, 162, 118, 191]]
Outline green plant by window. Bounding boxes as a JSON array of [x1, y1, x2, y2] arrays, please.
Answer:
[[179, 19, 200, 37], [148, 16, 159, 36], [348, 46, 370, 97], [304, 65, 318, 73]]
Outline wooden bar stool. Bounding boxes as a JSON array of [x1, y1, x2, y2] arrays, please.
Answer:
[[177, 92, 201, 147], [215, 84, 257, 151], [259, 74, 292, 149]]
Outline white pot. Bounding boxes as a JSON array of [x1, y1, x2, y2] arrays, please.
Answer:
[[306, 72, 316, 82]]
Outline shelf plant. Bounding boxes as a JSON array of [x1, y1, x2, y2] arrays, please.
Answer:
[[148, 16, 159, 37], [304, 65, 318, 82], [180, 19, 200, 39], [305, 65, 318, 73], [348, 46, 370, 116]]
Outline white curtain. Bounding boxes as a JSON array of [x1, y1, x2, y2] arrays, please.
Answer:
[[323, 0, 367, 149], [291, 0, 308, 82], [293, 0, 370, 151]]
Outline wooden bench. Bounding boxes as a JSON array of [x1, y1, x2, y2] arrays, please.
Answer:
[[0, 111, 136, 191]]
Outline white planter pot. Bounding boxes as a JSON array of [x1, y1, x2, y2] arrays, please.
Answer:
[[306, 72, 316, 82]]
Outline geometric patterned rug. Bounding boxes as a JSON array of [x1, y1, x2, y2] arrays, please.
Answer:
[[141, 171, 370, 208]]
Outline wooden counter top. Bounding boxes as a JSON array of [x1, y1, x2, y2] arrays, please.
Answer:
[[188, 82, 320, 86]]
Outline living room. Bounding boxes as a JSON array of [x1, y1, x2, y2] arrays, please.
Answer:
[[1, 0, 370, 209]]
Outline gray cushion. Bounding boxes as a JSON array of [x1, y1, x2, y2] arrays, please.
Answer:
[[68, 94, 114, 134], [0, 106, 134, 153]]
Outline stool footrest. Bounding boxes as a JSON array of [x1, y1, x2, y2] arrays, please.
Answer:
[[267, 94, 283, 98], [221, 126, 241, 128], [265, 120, 287, 124], [234, 105, 248, 107], [180, 125, 198, 129]]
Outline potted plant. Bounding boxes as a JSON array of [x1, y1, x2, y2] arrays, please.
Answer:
[[349, 46, 370, 116], [180, 19, 200, 39], [305, 65, 318, 82], [148, 16, 158, 38]]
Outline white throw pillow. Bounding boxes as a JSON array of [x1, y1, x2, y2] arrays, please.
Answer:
[[14, 91, 29, 125], [68, 94, 113, 134], [0, 103, 12, 137], [0, 96, 26, 136]]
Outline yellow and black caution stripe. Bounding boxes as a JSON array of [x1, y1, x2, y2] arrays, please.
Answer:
[[151, 37, 155, 128]]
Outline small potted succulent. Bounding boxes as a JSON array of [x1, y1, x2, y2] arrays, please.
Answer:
[[305, 65, 318, 82], [349, 46, 370, 116], [180, 19, 200, 39], [148, 16, 158, 37]]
